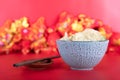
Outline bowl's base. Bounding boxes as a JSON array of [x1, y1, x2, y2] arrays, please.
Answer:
[[71, 67, 93, 70]]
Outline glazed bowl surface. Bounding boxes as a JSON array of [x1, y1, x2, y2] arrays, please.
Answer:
[[56, 40, 109, 70]]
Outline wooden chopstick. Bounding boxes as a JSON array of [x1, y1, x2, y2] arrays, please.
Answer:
[[13, 55, 60, 67]]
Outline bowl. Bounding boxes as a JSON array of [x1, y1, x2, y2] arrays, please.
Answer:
[[56, 40, 109, 70]]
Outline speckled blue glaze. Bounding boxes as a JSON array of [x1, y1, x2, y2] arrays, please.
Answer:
[[56, 40, 109, 70]]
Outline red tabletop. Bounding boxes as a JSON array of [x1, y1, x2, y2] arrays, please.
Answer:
[[0, 53, 120, 80]]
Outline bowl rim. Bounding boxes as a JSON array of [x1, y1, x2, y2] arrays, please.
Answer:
[[56, 40, 109, 42]]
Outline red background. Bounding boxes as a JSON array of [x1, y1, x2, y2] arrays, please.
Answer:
[[0, 0, 120, 32], [0, 1, 120, 79]]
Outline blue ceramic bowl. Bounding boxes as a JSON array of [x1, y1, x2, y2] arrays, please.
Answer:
[[56, 40, 109, 70]]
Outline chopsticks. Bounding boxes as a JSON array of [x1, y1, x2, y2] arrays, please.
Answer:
[[13, 55, 60, 67]]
